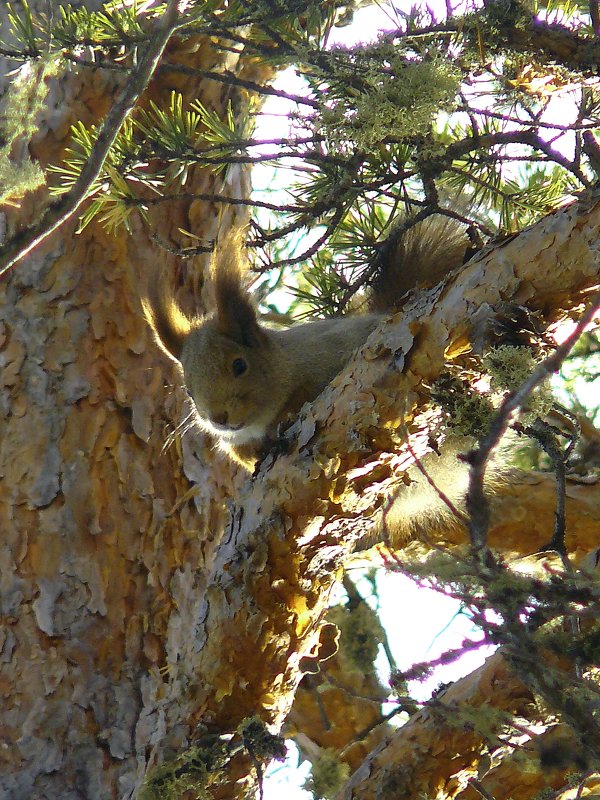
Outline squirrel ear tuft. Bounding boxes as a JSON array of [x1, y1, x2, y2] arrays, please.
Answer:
[[212, 229, 263, 347], [142, 286, 191, 363]]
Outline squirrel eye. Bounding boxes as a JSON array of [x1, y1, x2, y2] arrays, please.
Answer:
[[232, 357, 247, 377]]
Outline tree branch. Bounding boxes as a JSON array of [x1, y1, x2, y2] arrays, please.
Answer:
[[157, 62, 320, 108], [466, 278, 600, 552], [160, 197, 600, 796], [0, 0, 183, 278], [339, 651, 533, 800]]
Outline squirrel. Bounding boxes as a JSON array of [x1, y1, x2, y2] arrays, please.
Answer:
[[142, 217, 471, 471], [142, 218, 515, 547]]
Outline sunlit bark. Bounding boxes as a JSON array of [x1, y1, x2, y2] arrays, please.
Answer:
[[0, 10, 270, 797]]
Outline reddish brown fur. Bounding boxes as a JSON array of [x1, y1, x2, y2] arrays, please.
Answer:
[[141, 282, 192, 362], [370, 216, 469, 310], [144, 217, 470, 471], [211, 229, 262, 345]]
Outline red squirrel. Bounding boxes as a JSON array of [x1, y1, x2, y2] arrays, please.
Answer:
[[142, 217, 470, 470]]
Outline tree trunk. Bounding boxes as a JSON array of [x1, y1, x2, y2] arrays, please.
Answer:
[[0, 15, 271, 799]]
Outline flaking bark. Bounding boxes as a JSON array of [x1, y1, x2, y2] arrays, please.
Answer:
[[0, 14, 272, 798], [176, 196, 600, 795], [338, 651, 534, 800]]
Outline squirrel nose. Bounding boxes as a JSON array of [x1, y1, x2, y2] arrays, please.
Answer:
[[212, 411, 228, 426]]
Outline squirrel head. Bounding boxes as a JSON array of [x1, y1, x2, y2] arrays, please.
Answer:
[[143, 232, 291, 445]]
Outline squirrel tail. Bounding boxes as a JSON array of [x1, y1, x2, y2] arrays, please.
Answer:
[[369, 215, 470, 312], [142, 285, 192, 363]]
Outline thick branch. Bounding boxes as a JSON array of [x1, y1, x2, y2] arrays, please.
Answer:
[[159, 196, 600, 796], [506, 17, 600, 72], [398, 14, 600, 74], [458, 725, 600, 800], [338, 651, 533, 800], [339, 655, 598, 800]]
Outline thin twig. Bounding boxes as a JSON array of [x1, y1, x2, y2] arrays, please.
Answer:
[[0, 45, 40, 59], [522, 421, 569, 555], [131, 191, 304, 213], [465, 104, 599, 133], [444, 130, 590, 187], [158, 62, 320, 108], [256, 205, 347, 267], [468, 778, 497, 800]]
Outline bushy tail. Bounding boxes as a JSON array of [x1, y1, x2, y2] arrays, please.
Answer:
[[369, 215, 470, 311], [142, 283, 192, 363]]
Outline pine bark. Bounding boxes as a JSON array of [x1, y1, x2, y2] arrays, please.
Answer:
[[339, 650, 600, 800], [0, 15, 270, 799]]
